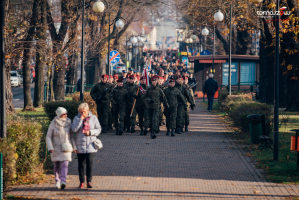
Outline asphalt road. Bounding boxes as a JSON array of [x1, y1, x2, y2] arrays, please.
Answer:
[[11, 83, 35, 109]]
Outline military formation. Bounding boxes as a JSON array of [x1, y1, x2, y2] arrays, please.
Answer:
[[90, 67, 197, 139]]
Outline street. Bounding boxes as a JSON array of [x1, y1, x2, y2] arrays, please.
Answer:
[[11, 83, 35, 109]]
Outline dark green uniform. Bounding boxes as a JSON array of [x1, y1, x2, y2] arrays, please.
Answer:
[[164, 86, 187, 129], [110, 86, 128, 133], [125, 82, 140, 132], [184, 84, 195, 128], [174, 83, 194, 132], [143, 85, 169, 133], [90, 82, 112, 132], [136, 84, 149, 134]]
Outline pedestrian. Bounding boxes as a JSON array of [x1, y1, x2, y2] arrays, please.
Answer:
[[90, 74, 111, 133], [163, 79, 187, 136], [183, 76, 195, 131], [143, 75, 169, 139], [46, 107, 75, 190], [203, 73, 219, 112], [76, 78, 81, 92], [71, 103, 102, 189], [111, 78, 128, 135]]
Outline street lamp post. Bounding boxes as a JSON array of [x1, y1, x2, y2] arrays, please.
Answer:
[[213, 10, 224, 75], [202, 27, 209, 50], [1, 0, 6, 138], [79, 0, 105, 102], [130, 36, 138, 70]]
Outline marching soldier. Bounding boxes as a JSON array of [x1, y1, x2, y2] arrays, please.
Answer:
[[143, 75, 169, 139], [121, 70, 128, 81], [110, 79, 128, 135], [182, 76, 195, 132], [90, 74, 112, 133], [174, 75, 195, 134], [125, 75, 140, 133], [164, 79, 187, 136], [136, 76, 150, 135]]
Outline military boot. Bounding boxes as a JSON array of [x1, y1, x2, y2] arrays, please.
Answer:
[[118, 128, 123, 135], [150, 129, 157, 139], [171, 129, 175, 136], [166, 128, 170, 136], [130, 126, 135, 133], [102, 125, 107, 133], [126, 125, 130, 133], [177, 126, 182, 134], [140, 127, 144, 135], [108, 125, 113, 131], [144, 129, 148, 135], [115, 128, 119, 135], [185, 125, 189, 132], [156, 127, 160, 133], [181, 125, 184, 132]]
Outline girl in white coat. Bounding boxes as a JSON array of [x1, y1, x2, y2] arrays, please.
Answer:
[[46, 107, 76, 190]]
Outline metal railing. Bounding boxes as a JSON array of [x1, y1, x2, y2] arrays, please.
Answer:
[[218, 81, 259, 93], [44, 84, 95, 101]]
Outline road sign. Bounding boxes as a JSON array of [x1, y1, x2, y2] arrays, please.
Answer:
[[110, 50, 120, 64], [182, 57, 188, 64], [200, 50, 211, 56]]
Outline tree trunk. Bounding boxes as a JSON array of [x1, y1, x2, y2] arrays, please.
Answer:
[[5, 60, 14, 113], [34, 0, 46, 107], [22, 46, 34, 110], [66, 53, 78, 93]]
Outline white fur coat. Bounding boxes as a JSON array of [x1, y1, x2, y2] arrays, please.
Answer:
[[46, 117, 77, 162]]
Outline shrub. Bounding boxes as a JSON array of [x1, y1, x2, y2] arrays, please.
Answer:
[[44, 101, 82, 121], [72, 92, 98, 117], [228, 101, 273, 134], [7, 116, 43, 177], [0, 138, 18, 191], [221, 94, 252, 112]]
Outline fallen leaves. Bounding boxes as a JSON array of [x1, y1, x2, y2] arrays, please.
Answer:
[[191, 188, 197, 190], [254, 191, 260, 194], [136, 177, 141, 180]]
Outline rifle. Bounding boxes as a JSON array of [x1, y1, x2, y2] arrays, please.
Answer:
[[130, 87, 140, 117], [161, 79, 170, 88], [97, 88, 108, 101], [185, 82, 198, 90]]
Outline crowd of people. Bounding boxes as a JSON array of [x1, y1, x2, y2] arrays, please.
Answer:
[[90, 65, 197, 140]]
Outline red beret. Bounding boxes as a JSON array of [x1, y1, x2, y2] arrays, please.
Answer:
[[151, 76, 158, 81], [113, 74, 118, 78], [117, 78, 123, 83], [176, 75, 182, 79], [159, 76, 164, 79], [129, 75, 135, 79], [169, 79, 175, 83], [140, 76, 146, 80], [182, 76, 188, 80], [101, 74, 107, 79]]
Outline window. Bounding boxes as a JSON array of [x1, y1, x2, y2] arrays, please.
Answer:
[[222, 62, 238, 85], [240, 62, 256, 85]]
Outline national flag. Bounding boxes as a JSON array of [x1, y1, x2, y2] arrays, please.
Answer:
[[139, 85, 146, 94], [142, 68, 150, 86]]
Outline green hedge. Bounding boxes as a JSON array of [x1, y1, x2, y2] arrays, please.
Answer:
[[7, 116, 43, 177], [221, 93, 252, 112], [228, 101, 273, 134], [44, 101, 81, 121], [0, 138, 18, 191]]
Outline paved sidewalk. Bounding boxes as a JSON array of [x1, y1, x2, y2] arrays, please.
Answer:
[[8, 101, 299, 199]]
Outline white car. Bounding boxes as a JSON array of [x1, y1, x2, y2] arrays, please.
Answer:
[[113, 63, 127, 75], [11, 71, 21, 87]]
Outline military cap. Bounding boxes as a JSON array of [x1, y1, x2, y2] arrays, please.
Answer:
[[176, 75, 182, 79], [101, 74, 108, 79], [122, 70, 128, 73], [140, 76, 146, 80], [117, 78, 124, 83], [128, 68, 133, 71], [113, 74, 118, 78], [169, 79, 175, 83], [129, 75, 135, 79], [151, 76, 158, 81]]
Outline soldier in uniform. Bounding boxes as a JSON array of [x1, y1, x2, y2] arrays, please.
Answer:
[[128, 68, 134, 75], [125, 75, 140, 133], [136, 76, 150, 135], [121, 70, 128, 81], [110, 79, 128, 135], [164, 79, 187, 136], [174, 75, 195, 134], [143, 75, 169, 139], [182, 76, 195, 132], [90, 74, 112, 133]]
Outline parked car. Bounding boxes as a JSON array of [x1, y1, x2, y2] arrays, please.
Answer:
[[10, 71, 21, 87], [30, 68, 35, 82], [113, 63, 127, 75]]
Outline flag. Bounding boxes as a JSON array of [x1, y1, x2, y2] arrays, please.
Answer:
[[148, 61, 151, 70], [142, 68, 150, 86], [139, 85, 146, 94]]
